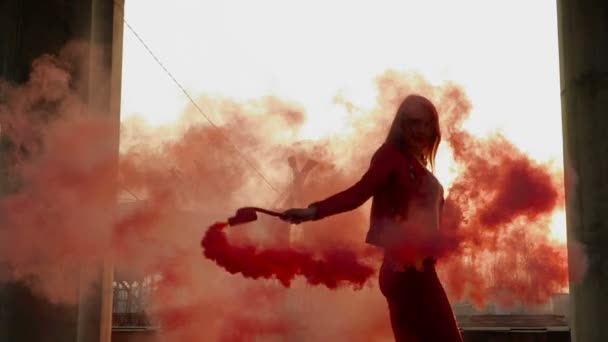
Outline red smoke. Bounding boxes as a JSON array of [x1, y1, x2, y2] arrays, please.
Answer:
[[0, 44, 578, 340], [368, 76, 574, 308], [202, 222, 375, 289], [432, 84, 570, 308]]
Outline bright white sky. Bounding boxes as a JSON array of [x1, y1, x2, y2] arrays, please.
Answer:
[[120, 0, 566, 241]]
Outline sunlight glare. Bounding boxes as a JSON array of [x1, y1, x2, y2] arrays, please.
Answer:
[[120, 0, 565, 241]]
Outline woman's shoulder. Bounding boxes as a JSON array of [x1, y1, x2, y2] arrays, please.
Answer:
[[371, 143, 395, 161], [373, 142, 409, 162], [375, 142, 399, 155], [373, 143, 426, 178], [370, 143, 410, 169]]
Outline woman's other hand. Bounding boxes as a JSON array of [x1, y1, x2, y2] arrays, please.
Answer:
[[282, 206, 317, 224]]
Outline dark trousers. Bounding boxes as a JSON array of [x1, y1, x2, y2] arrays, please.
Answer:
[[379, 258, 463, 342]]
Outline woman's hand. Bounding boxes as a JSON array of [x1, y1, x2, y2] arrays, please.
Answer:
[[281, 206, 317, 224]]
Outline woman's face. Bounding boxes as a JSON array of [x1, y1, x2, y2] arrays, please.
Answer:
[[401, 102, 435, 155]]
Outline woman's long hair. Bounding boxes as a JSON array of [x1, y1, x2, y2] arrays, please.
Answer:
[[385, 94, 441, 171]]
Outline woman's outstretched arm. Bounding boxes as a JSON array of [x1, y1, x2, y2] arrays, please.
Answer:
[[306, 143, 396, 220]]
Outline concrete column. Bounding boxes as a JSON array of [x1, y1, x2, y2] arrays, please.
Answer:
[[557, 1, 608, 341], [77, 1, 124, 341]]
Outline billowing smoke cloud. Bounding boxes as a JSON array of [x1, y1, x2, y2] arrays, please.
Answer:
[[202, 222, 375, 289], [369, 73, 581, 308], [0, 44, 580, 340]]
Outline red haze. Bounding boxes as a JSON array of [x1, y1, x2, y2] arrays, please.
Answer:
[[0, 44, 582, 341], [429, 81, 570, 308], [201, 222, 375, 289]]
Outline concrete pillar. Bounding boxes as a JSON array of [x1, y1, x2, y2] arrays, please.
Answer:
[[557, 1, 608, 341], [77, 1, 123, 342]]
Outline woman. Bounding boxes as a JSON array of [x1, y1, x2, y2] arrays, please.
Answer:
[[282, 94, 463, 342]]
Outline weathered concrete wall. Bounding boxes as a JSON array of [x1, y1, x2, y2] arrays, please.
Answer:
[[557, 1, 608, 341], [0, 0, 92, 83]]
